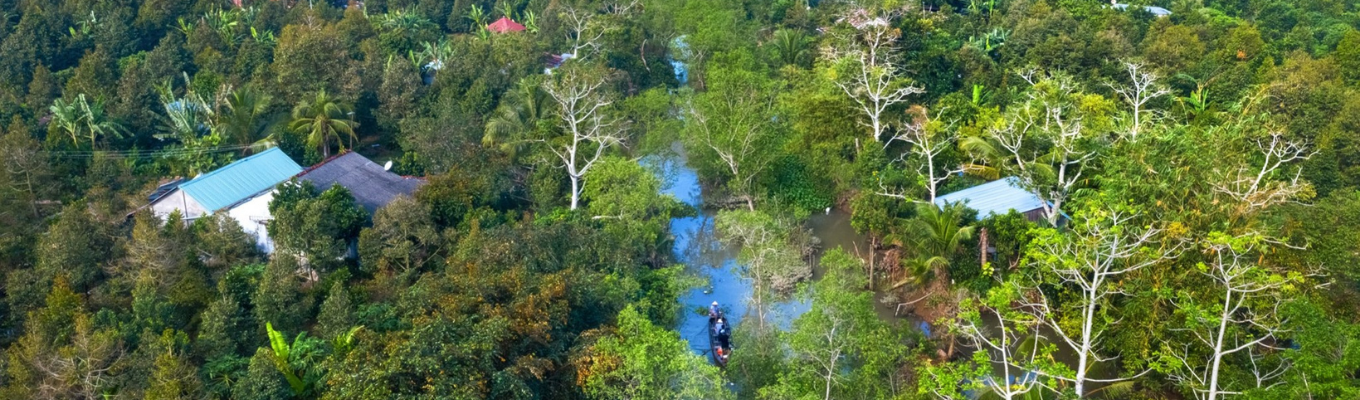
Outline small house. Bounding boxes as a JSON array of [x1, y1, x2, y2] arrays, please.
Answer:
[[149, 147, 304, 251], [148, 149, 424, 254], [933, 177, 1056, 223]]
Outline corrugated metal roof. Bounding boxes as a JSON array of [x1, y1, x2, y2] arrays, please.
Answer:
[[297, 152, 424, 213], [934, 177, 1047, 220], [178, 147, 303, 211]]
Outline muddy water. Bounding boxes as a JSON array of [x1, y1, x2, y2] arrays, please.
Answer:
[[804, 211, 929, 328]]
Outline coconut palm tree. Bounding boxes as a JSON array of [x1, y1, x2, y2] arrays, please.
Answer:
[[289, 90, 357, 159], [894, 202, 974, 289], [221, 88, 275, 154], [483, 77, 551, 157]]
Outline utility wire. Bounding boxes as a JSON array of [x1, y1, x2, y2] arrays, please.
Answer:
[[41, 144, 258, 158]]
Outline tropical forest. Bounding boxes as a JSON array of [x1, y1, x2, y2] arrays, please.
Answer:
[[0, 0, 1358, 399]]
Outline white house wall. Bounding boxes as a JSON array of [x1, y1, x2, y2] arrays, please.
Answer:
[[150, 189, 209, 221], [226, 190, 277, 254]]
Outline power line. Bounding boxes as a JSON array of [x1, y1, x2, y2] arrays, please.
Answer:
[[42, 144, 259, 158]]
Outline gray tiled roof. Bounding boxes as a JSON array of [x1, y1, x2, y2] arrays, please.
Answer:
[[298, 152, 424, 213]]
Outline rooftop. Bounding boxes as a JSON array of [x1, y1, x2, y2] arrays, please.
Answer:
[[488, 17, 526, 33], [296, 152, 424, 213], [934, 177, 1048, 220], [1112, 3, 1172, 16], [177, 147, 303, 211]]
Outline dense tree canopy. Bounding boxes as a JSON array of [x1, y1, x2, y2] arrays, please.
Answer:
[[1, 0, 1359, 399]]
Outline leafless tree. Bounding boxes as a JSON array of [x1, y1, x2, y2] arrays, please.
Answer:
[[882, 112, 963, 203], [1109, 61, 1170, 140], [826, 17, 924, 143], [1019, 209, 1182, 397], [684, 91, 779, 211], [542, 69, 626, 210], [560, 6, 605, 61], [1212, 132, 1314, 215]]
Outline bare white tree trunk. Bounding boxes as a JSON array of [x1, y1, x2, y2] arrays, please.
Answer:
[[979, 71, 1095, 226], [827, 20, 924, 143], [882, 113, 963, 203], [1109, 61, 1170, 141], [1020, 209, 1179, 397], [560, 6, 605, 61], [542, 70, 625, 210], [1211, 132, 1313, 215], [685, 100, 775, 211], [952, 298, 1049, 400], [1165, 234, 1298, 400]]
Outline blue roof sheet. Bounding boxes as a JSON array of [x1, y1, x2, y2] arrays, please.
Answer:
[[178, 147, 303, 211], [934, 177, 1047, 220]]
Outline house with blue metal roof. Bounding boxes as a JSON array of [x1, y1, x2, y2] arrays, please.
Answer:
[[933, 177, 1054, 223], [150, 147, 303, 250]]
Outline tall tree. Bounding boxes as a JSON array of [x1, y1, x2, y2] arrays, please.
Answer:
[[827, 14, 924, 143], [1161, 233, 1298, 400], [684, 51, 783, 211], [926, 280, 1059, 400], [880, 109, 961, 203], [289, 90, 358, 159], [541, 66, 625, 210], [962, 71, 1112, 226], [1020, 207, 1181, 397], [1108, 61, 1169, 141]]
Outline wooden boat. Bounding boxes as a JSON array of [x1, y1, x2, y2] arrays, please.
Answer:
[[709, 317, 731, 367]]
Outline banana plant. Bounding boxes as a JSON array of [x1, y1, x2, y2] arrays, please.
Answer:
[[250, 26, 276, 44], [176, 17, 195, 36], [265, 322, 305, 394], [69, 10, 97, 39], [467, 5, 488, 29], [523, 10, 539, 33], [332, 326, 363, 355], [1182, 86, 1210, 120]]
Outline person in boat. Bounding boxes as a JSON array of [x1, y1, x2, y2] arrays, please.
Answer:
[[709, 301, 720, 320], [714, 317, 725, 336], [716, 323, 731, 348]]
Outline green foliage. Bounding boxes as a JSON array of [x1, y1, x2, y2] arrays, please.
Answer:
[[760, 249, 912, 400], [580, 305, 733, 400], [358, 195, 442, 275], [268, 180, 369, 268], [289, 89, 358, 159], [315, 281, 355, 340], [898, 202, 975, 288]]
